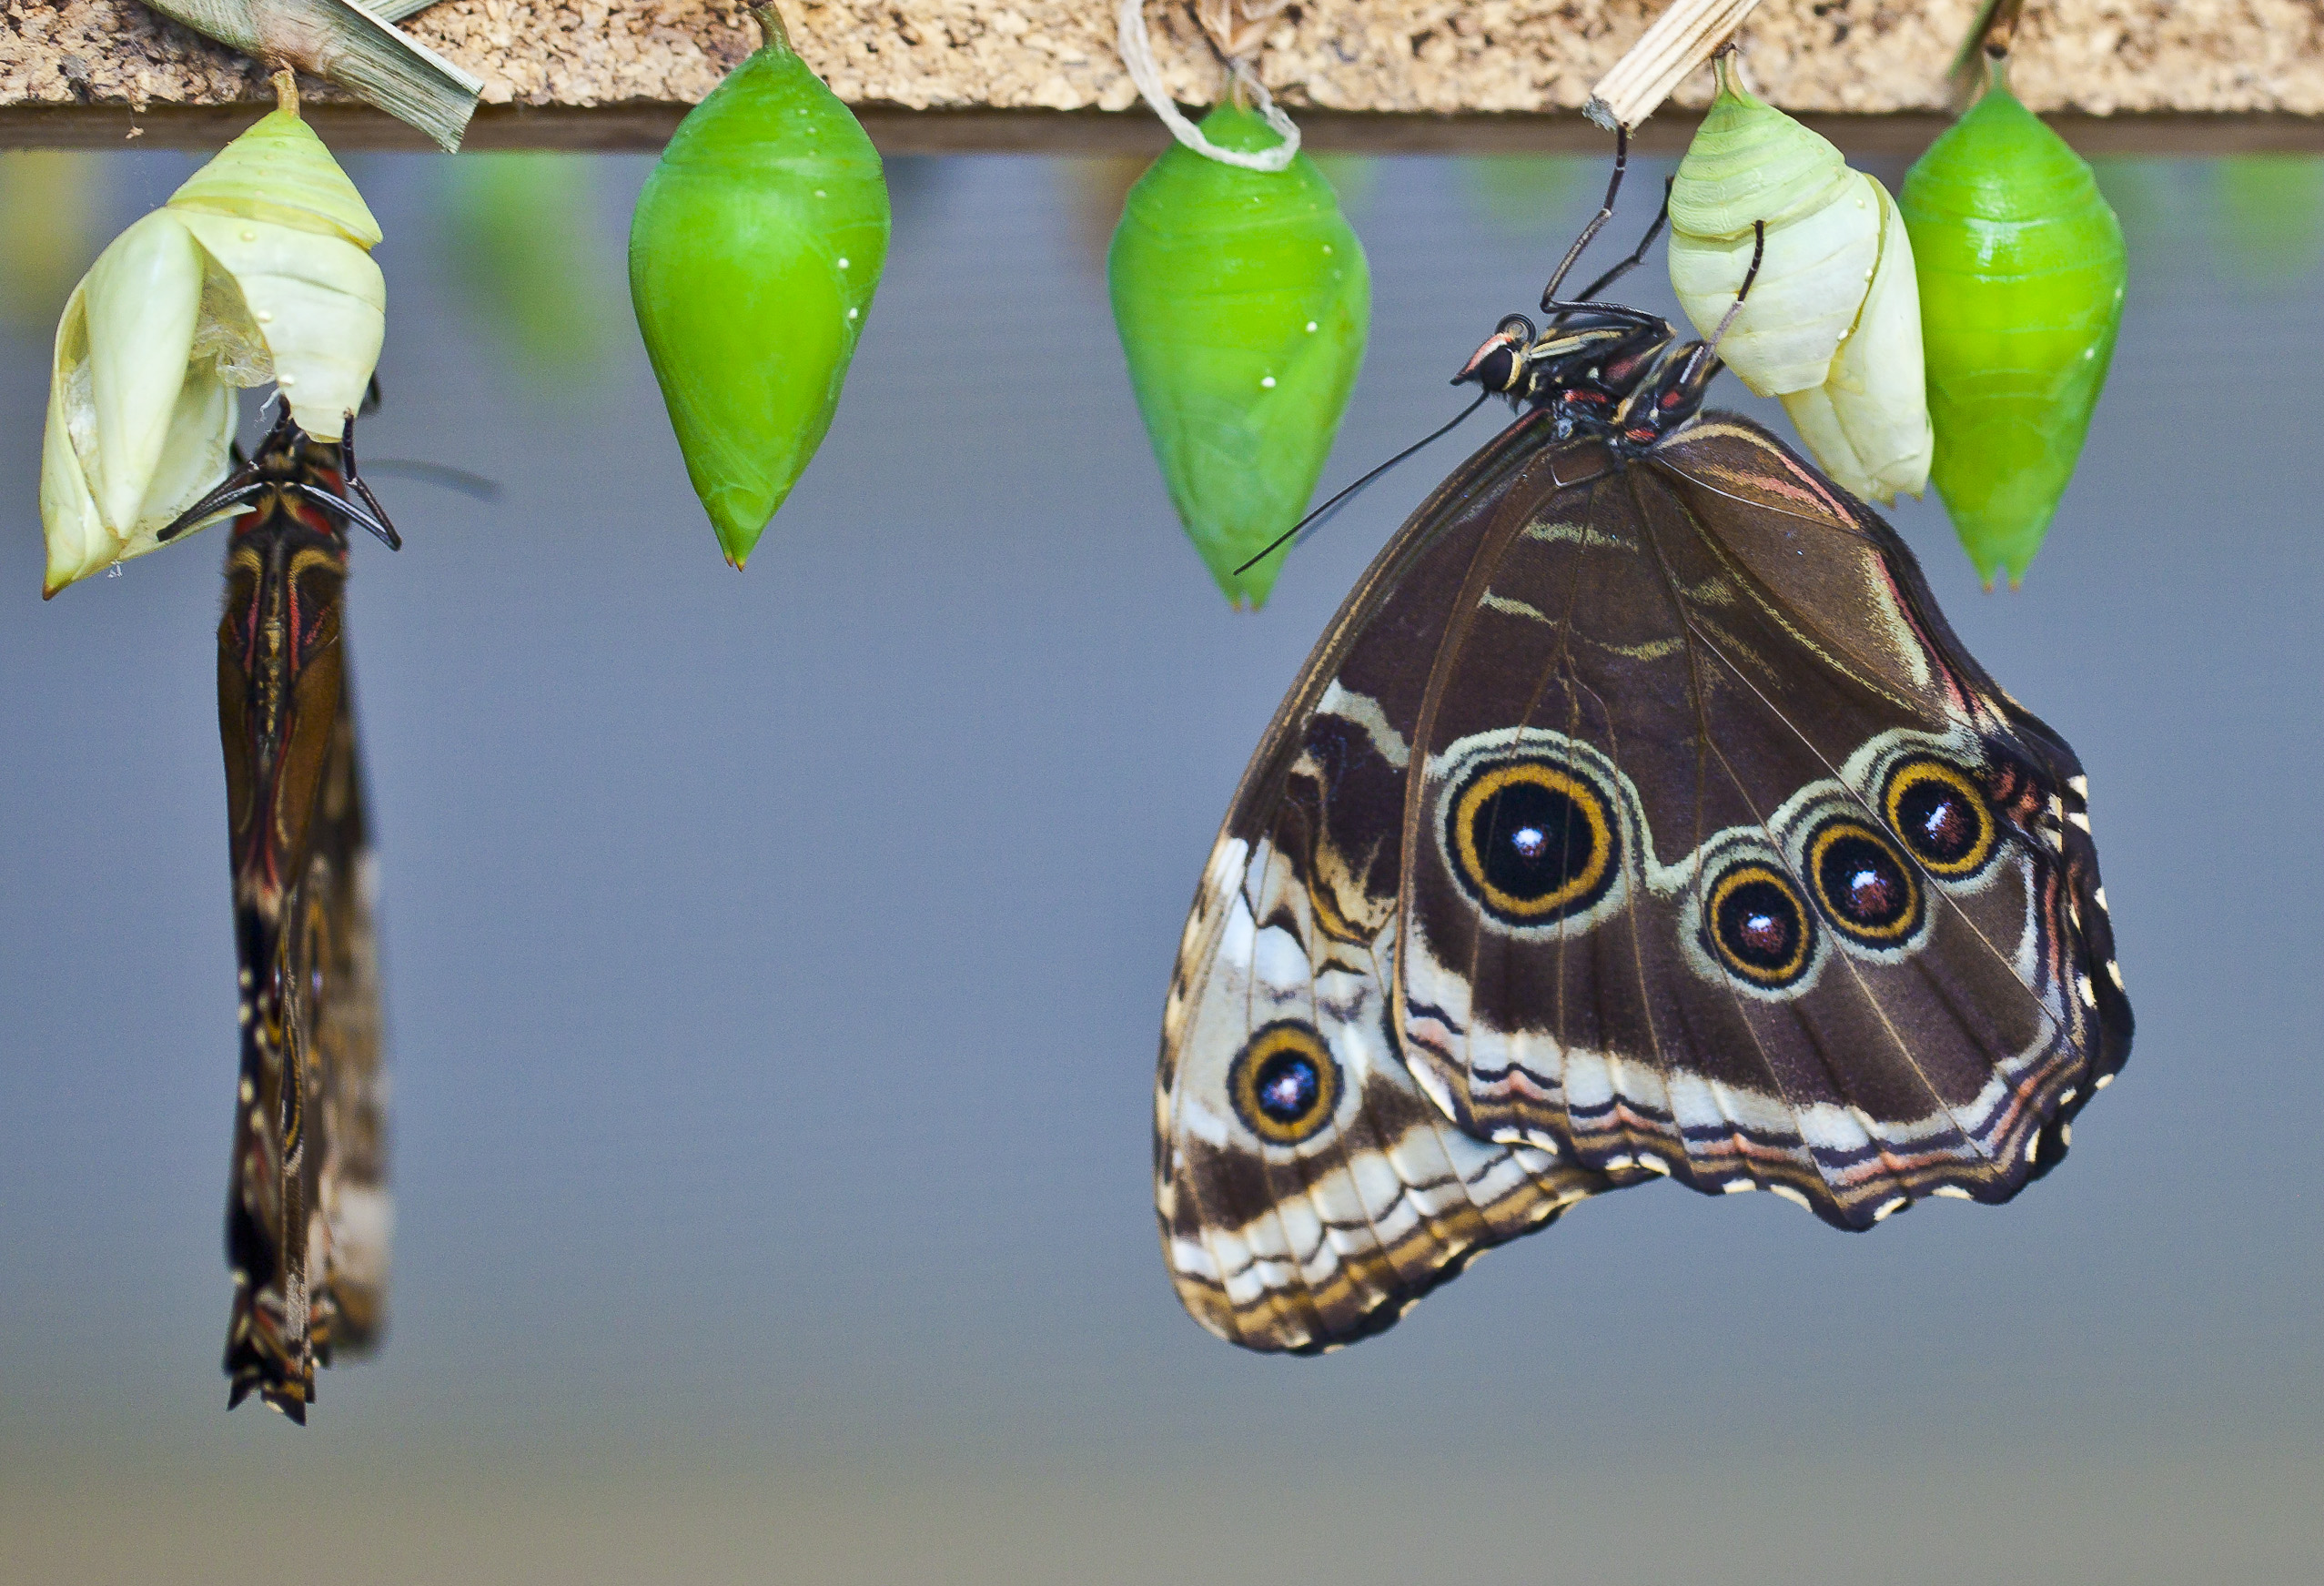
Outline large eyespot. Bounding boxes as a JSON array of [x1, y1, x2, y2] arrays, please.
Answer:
[[1703, 861, 1816, 989], [1882, 754, 1998, 878], [1229, 1022, 1343, 1147], [1806, 818, 1924, 946], [1446, 758, 1617, 925]]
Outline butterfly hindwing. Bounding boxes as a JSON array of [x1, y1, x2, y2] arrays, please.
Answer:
[[1393, 414, 2129, 1227], [1157, 411, 1611, 1352], [308, 694, 389, 1360]]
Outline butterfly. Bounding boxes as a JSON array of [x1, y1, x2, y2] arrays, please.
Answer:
[[1152, 146, 2133, 1354], [159, 405, 398, 1419]]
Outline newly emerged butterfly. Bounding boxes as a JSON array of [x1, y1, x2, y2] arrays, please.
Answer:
[[159, 405, 395, 1419], [1153, 146, 2131, 1353]]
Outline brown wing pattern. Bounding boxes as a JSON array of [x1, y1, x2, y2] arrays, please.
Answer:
[[1156, 411, 1610, 1352], [1391, 413, 2129, 1229], [219, 490, 389, 1420], [308, 696, 389, 1361]]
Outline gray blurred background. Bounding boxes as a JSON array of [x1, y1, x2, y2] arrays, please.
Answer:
[[0, 145, 2318, 1584]]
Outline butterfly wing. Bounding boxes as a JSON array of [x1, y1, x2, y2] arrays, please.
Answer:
[[219, 495, 389, 1419], [1157, 411, 1611, 1352], [1392, 411, 2129, 1228], [306, 691, 389, 1363]]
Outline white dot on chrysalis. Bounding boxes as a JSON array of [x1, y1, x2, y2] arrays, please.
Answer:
[[837, 258, 849, 268], [1305, 321, 1318, 332], [1261, 376, 1277, 389], [1322, 245, 1333, 254], [814, 189, 826, 197], [847, 308, 858, 319]]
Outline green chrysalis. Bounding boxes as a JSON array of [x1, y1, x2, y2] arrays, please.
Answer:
[[1107, 104, 1369, 610], [629, 5, 890, 569], [1902, 67, 2126, 587], [2215, 157, 2324, 287]]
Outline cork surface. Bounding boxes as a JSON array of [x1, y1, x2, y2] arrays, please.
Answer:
[[1, 0, 2319, 120]]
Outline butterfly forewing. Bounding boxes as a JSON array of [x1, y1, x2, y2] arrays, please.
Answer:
[[1157, 410, 1612, 1353], [1392, 414, 2128, 1228]]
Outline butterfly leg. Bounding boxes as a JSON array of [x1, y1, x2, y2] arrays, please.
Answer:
[[1569, 177, 1675, 306], [1539, 125, 1631, 307], [329, 409, 404, 551], [1698, 219, 1768, 366]]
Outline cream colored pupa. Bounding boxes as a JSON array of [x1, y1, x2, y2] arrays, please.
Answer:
[[1667, 53, 1930, 505]]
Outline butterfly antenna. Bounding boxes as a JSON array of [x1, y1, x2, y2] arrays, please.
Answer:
[[1540, 125, 1629, 310], [1573, 177, 1673, 304], [1232, 392, 1492, 576]]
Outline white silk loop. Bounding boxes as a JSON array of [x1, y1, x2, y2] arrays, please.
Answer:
[[1117, 0, 1300, 172]]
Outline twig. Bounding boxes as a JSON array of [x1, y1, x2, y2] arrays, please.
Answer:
[[1587, 0, 1764, 130]]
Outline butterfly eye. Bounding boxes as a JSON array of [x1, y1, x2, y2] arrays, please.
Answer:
[[1229, 1022, 1343, 1147], [1805, 818, 1925, 946], [1447, 759, 1618, 925], [1882, 755, 1998, 878], [1704, 862, 1817, 989]]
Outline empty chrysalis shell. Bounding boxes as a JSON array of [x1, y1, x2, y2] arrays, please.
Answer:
[[39, 93, 385, 594], [1107, 104, 1369, 610], [1669, 56, 1930, 504], [1902, 67, 2126, 586], [629, 5, 889, 569]]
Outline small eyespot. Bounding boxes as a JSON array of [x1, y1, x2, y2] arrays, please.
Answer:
[[1228, 1022, 1342, 1147], [1882, 755, 1997, 878], [1446, 758, 1617, 924], [1704, 861, 1815, 988], [1806, 818, 1923, 945]]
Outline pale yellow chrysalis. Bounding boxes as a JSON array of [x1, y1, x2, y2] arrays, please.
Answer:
[[1669, 55, 1929, 503]]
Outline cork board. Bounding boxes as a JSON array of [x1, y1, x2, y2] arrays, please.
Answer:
[[1, 0, 2319, 149]]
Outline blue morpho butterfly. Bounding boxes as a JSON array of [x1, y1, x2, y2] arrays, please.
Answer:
[[1150, 136, 2132, 1351]]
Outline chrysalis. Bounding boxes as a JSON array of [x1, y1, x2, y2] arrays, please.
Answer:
[[1902, 64, 2126, 587], [2215, 157, 2324, 288], [629, 5, 889, 569], [1107, 103, 1369, 610], [39, 77, 385, 595], [1668, 54, 1930, 505]]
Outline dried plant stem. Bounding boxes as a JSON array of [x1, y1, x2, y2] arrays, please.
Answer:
[[142, 0, 481, 150], [1587, 0, 1764, 130]]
